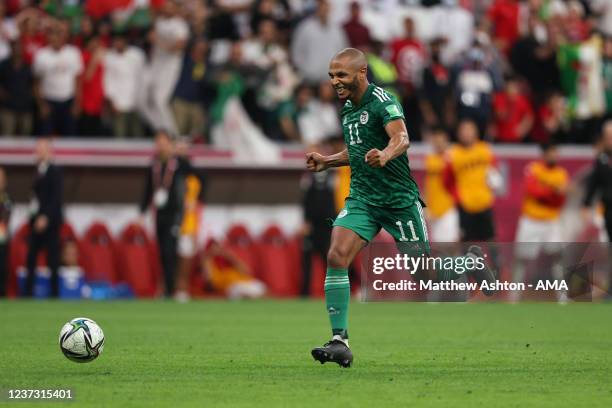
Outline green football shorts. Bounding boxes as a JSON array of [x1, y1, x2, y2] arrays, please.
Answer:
[[333, 198, 430, 252]]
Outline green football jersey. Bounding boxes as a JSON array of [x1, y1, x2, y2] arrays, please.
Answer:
[[340, 83, 421, 208]]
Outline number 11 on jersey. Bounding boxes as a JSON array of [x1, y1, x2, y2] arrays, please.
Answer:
[[348, 123, 362, 145]]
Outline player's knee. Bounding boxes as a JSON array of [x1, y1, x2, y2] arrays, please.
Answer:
[[327, 246, 350, 269]]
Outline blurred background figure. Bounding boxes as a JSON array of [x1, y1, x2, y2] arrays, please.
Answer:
[[143, 0, 189, 134], [296, 82, 341, 148], [33, 22, 83, 137], [171, 38, 210, 140], [174, 137, 203, 303], [424, 128, 458, 243], [445, 119, 498, 243], [342, 1, 371, 50], [78, 34, 106, 137], [513, 142, 569, 303], [300, 140, 337, 296], [291, 0, 347, 85], [452, 46, 501, 138], [103, 30, 146, 138], [26, 137, 63, 298], [421, 37, 453, 130], [139, 130, 197, 298], [583, 121, 612, 243], [0, 41, 34, 137], [202, 239, 266, 300], [0, 2, 18, 64], [390, 16, 426, 141], [0, 167, 11, 297], [492, 75, 534, 143]]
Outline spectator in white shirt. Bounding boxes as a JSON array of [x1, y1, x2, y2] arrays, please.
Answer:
[[430, 0, 474, 65], [291, 0, 348, 84], [33, 22, 82, 136], [141, 0, 189, 135], [297, 81, 341, 147], [104, 32, 146, 138], [591, 0, 612, 37], [0, 2, 19, 63]]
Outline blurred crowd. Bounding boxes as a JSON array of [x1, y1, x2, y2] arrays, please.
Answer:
[[0, 0, 612, 145]]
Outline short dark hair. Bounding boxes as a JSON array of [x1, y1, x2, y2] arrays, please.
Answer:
[[540, 141, 558, 153], [429, 126, 448, 135]]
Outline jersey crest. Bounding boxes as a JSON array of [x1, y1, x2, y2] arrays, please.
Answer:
[[360, 111, 369, 124]]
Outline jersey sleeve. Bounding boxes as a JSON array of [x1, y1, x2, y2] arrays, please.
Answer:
[[380, 99, 405, 127]]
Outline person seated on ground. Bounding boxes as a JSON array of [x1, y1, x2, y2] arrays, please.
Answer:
[[201, 239, 266, 300], [60, 240, 83, 274]]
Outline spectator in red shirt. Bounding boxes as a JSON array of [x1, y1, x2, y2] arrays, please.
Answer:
[[389, 16, 426, 93], [487, 0, 522, 54], [16, 9, 46, 65], [563, 1, 591, 43], [342, 1, 371, 50], [492, 75, 534, 143], [79, 35, 105, 136], [532, 92, 569, 144]]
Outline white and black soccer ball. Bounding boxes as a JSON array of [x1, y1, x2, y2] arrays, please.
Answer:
[[59, 317, 105, 363]]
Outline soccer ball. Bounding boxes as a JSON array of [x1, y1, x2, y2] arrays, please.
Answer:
[[59, 317, 105, 363]]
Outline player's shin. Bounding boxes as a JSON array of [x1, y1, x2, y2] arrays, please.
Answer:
[[324, 268, 350, 340]]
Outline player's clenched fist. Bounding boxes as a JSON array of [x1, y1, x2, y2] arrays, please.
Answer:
[[306, 152, 328, 172], [365, 149, 388, 168]]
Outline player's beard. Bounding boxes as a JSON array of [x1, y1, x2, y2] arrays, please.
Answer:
[[337, 76, 360, 101], [345, 76, 360, 94]]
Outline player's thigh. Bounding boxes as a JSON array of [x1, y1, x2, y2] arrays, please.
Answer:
[[332, 199, 381, 243], [379, 201, 430, 255], [330, 199, 377, 266]]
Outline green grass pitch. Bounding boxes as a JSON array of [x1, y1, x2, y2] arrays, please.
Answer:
[[1, 300, 611, 407]]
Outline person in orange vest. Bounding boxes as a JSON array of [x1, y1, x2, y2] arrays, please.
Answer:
[[424, 127, 458, 243], [444, 119, 500, 243], [174, 137, 203, 302], [512, 142, 569, 302]]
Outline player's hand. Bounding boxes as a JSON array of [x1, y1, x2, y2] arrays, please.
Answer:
[[365, 149, 388, 168], [34, 215, 48, 233], [306, 152, 328, 172]]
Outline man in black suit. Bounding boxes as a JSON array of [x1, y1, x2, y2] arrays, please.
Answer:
[[25, 137, 63, 297], [140, 130, 198, 298]]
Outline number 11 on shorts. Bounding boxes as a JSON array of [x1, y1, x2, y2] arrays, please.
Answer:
[[396, 220, 419, 241]]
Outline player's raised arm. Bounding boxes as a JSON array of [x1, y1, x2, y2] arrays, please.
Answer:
[[306, 149, 349, 172], [364, 119, 410, 168]]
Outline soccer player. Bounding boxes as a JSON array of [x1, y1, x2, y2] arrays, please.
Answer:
[[512, 143, 568, 302], [424, 128, 459, 243], [306, 48, 495, 368]]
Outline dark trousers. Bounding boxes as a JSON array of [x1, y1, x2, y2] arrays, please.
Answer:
[[0, 243, 8, 297], [604, 206, 612, 295], [78, 113, 104, 137], [156, 217, 179, 297], [301, 225, 332, 296], [604, 205, 612, 243], [40, 99, 76, 136], [26, 224, 60, 297]]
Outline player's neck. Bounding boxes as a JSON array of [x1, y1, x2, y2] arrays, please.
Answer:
[[349, 82, 370, 106]]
